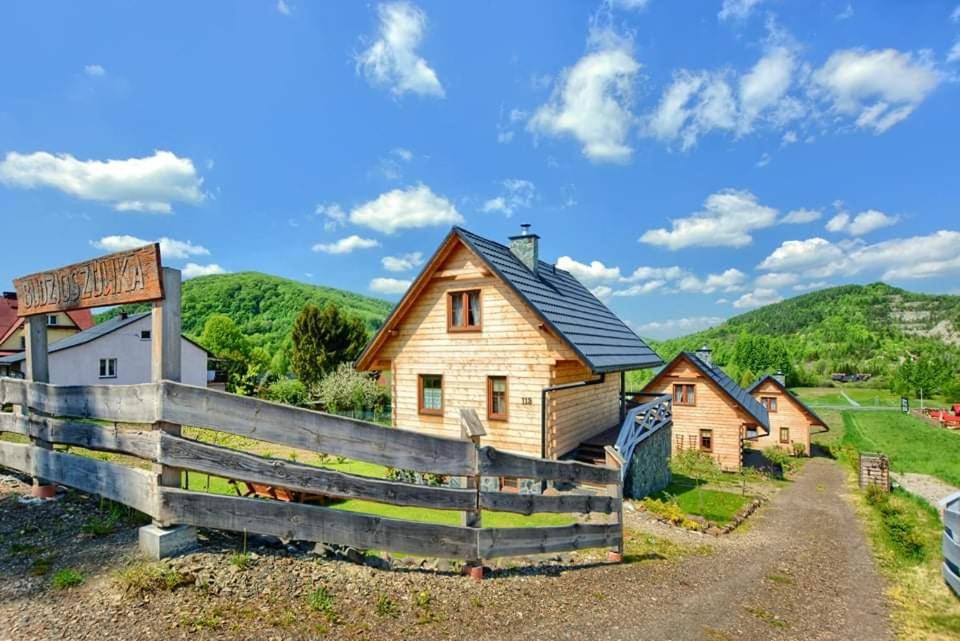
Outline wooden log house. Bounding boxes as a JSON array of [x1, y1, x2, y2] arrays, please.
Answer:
[[746, 373, 827, 456], [355, 225, 663, 490], [642, 347, 770, 472]]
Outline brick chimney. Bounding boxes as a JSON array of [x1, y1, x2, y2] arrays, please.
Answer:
[[695, 345, 713, 367], [509, 224, 539, 274]]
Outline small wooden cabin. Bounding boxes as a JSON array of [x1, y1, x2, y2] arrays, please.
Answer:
[[642, 347, 769, 472], [746, 373, 826, 456], [355, 225, 663, 470]]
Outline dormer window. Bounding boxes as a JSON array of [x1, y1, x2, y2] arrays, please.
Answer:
[[447, 290, 481, 332]]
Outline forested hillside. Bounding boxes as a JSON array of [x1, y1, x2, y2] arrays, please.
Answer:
[[97, 272, 394, 352], [640, 283, 960, 394]]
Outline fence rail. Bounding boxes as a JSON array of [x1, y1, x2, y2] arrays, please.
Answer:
[[0, 378, 623, 562], [943, 491, 960, 597]]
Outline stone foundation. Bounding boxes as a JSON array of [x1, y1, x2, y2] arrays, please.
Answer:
[[624, 422, 673, 499]]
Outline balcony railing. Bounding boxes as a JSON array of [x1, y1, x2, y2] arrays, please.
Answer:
[[614, 393, 672, 481]]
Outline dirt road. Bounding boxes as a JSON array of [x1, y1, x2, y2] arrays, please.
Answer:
[[0, 458, 890, 641]]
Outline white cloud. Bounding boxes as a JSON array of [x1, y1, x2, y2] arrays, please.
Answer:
[[646, 70, 738, 150], [825, 209, 898, 235], [947, 41, 960, 64], [556, 255, 622, 284], [481, 179, 535, 216], [316, 202, 347, 231], [733, 288, 783, 309], [812, 48, 941, 134], [607, 0, 650, 9], [276, 0, 292, 15], [528, 29, 640, 163], [91, 235, 210, 260], [718, 0, 766, 21], [739, 46, 795, 133], [754, 272, 799, 289], [793, 281, 830, 292], [356, 2, 444, 98], [591, 285, 613, 302], [349, 184, 462, 234], [781, 130, 798, 145], [391, 147, 413, 162], [612, 280, 667, 297], [836, 3, 854, 20], [675, 268, 747, 294], [757, 237, 847, 275], [84, 64, 105, 77], [369, 277, 411, 295], [381, 251, 424, 272], [182, 263, 227, 279], [0, 150, 205, 213], [632, 316, 726, 339], [757, 230, 960, 281], [755, 153, 772, 168], [312, 235, 381, 255], [639, 188, 778, 249], [782, 208, 821, 224], [623, 265, 688, 282]]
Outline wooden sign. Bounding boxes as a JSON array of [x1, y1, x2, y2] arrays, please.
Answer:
[[14, 244, 163, 316]]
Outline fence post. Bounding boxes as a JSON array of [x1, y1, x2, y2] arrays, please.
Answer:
[[460, 409, 486, 580], [604, 446, 625, 563], [24, 315, 55, 498], [139, 267, 197, 559]]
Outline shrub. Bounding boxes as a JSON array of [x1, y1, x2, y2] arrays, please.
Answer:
[[317, 363, 390, 414], [762, 446, 793, 471], [384, 467, 447, 487], [52, 568, 84, 589], [265, 379, 309, 407], [791, 442, 806, 458]]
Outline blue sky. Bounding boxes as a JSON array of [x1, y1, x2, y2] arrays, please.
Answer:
[[1, 1, 958, 339]]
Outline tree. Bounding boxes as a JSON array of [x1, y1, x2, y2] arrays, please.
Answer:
[[291, 303, 368, 388], [317, 363, 390, 414], [199, 315, 253, 393]]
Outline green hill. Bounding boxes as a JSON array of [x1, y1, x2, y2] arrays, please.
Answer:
[[97, 272, 394, 352], [642, 283, 960, 389]]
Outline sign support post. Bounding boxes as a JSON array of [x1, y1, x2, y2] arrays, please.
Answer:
[[139, 266, 197, 559], [24, 315, 55, 498]]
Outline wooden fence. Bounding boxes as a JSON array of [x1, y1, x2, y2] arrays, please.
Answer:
[[0, 378, 623, 562], [943, 491, 960, 598]]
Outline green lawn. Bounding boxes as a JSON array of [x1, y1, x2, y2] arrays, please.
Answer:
[[657, 476, 751, 525], [840, 411, 960, 486], [792, 386, 949, 409]]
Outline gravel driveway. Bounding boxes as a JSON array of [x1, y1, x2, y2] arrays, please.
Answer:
[[0, 457, 891, 641]]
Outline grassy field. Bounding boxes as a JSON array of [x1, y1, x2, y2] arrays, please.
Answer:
[[838, 412, 960, 486], [794, 386, 948, 409]]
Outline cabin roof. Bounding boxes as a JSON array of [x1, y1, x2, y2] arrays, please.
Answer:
[[747, 374, 826, 426], [356, 226, 663, 373], [647, 351, 770, 431], [0, 312, 209, 364]]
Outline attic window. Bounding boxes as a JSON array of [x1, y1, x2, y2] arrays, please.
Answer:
[[673, 384, 696, 406], [761, 396, 778, 412], [447, 290, 481, 332]]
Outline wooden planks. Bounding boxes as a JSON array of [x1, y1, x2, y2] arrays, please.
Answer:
[[0, 413, 159, 460], [0, 379, 160, 422], [478, 446, 618, 485], [478, 523, 620, 559], [158, 433, 476, 511], [158, 489, 478, 559], [479, 491, 618, 515], [14, 244, 163, 316], [160, 382, 477, 476], [0, 440, 158, 517]]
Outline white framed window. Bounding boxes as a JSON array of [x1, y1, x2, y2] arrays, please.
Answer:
[[47, 315, 58, 326], [99, 358, 117, 379]]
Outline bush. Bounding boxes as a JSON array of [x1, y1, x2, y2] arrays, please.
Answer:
[[317, 363, 390, 414], [640, 497, 702, 530], [385, 468, 447, 487], [791, 442, 806, 458], [265, 379, 309, 407], [863, 488, 929, 562], [52, 568, 84, 589], [762, 446, 793, 471]]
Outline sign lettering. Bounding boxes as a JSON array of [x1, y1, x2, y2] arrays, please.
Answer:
[[13, 244, 163, 316]]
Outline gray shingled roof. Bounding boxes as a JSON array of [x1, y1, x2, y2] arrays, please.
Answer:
[[682, 352, 770, 431], [0, 312, 151, 365], [747, 374, 826, 426], [454, 227, 663, 373]]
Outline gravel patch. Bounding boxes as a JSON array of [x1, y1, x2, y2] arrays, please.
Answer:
[[0, 459, 891, 641]]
